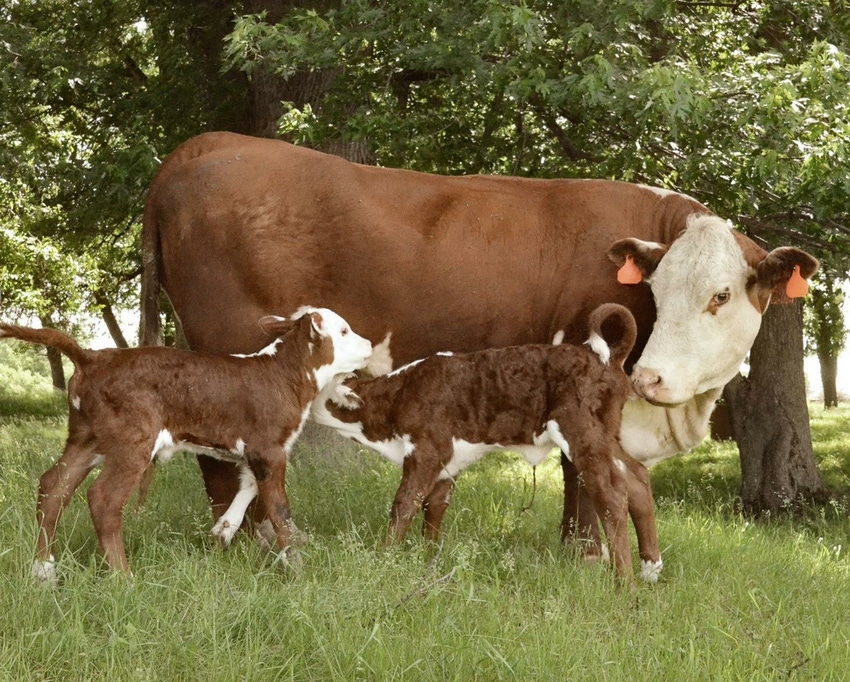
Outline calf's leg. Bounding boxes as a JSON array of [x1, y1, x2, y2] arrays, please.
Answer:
[[560, 454, 604, 559], [34, 438, 99, 582], [247, 448, 296, 555], [421, 477, 454, 542], [86, 452, 148, 574], [387, 444, 446, 544], [618, 450, 662, 582]]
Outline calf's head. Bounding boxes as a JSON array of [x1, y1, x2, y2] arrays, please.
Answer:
[[609, 215, 818, 406], [261, 307, 372, 389]]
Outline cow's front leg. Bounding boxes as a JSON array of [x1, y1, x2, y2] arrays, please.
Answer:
[[211, 463, 258, 547], [560, 452, 604, 560]]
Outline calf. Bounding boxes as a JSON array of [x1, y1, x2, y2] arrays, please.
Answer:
[[311, 303, 662, 582], [0, 308, 371, 582]]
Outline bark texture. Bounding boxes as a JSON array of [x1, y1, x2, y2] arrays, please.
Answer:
[[723, 301, 830, 515]]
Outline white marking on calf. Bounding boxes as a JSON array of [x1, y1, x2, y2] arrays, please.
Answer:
[[613, 458, 627, 473], [151, 429, 176, 462], [552, 330, 565, 346], [388, 358, 425, 377], [71, 396, 81, 410], [232, 439, 246, 457], [436, 351, 454, 357], [211, 464, 259, 546], [283, 406, 312, 454], [545, 420, 572, 461], [586, 332, 610, 365], [231, 339, 281, 358]]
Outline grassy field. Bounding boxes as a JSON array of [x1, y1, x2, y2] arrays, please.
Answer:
[[1, 343, 849, 681]]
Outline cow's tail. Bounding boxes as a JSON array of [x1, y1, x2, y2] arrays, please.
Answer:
[[0, 324, 89, 369], [585, 303, 637, 368]]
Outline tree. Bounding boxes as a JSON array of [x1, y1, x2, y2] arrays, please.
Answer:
[[805, 269, 848, 407], [0, 0, 249, 343], [224, 0, 850, 513]]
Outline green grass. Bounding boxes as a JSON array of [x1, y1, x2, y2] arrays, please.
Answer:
[[1, 377, 850, 679]]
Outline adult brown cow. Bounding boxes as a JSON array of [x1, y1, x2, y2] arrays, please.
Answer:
[[141, 131, 817, 556]]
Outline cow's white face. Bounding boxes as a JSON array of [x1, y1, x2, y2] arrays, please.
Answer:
[[609, 215, 818, 407]]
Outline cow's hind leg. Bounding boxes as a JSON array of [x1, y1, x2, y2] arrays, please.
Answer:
[[421, 477, 454, 542], [34, 437, 99, 583], [560, 453, 604, 560]]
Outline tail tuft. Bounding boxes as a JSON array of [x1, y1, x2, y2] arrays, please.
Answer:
[[585, 304, 637, 368]]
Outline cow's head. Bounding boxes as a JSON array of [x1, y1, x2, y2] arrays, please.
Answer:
[[608, 215, 818, 406]]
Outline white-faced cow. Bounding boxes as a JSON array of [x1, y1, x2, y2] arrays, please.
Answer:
[[141, 131, 818, 556]]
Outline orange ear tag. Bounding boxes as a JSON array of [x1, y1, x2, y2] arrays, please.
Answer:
[[786, 265, 809, 298], [617, 256, 643, 284]]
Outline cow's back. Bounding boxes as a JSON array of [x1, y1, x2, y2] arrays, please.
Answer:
[[144, 132, 707, 367]]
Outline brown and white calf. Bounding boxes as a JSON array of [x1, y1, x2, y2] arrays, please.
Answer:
[[0, 308, 371, 583], [310, 303, 662, 583]]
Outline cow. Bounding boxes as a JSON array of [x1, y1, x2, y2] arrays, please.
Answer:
[[140, 131, 818, 556], [1, 308, 372, 582]]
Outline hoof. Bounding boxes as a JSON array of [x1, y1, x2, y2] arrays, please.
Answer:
[[211, 518, 238, 547], [640, 558, 663, 583], [31, 557, 58, 587]]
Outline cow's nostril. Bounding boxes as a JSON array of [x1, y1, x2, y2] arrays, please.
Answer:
[[632, 367, 663, 398]]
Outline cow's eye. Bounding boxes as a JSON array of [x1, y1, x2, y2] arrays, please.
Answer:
[[341, 328, 349, 336], [713, 291, 730, 306]]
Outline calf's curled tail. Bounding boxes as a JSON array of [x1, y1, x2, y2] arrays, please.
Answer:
[[586, 303, 637, 368]]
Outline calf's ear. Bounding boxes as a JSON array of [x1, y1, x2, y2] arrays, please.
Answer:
[[607, 238, 669, 283], [258, 315, 298, 338], [309, 311, 325, 337], [756, 247, 819, 304]]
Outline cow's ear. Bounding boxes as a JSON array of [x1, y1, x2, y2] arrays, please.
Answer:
[[607, 238, 669, 282], [258, 315, 298, 338], [756, 247, 819, 304]]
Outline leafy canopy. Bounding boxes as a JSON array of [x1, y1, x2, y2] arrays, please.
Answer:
[[226, 0, 850, 263]]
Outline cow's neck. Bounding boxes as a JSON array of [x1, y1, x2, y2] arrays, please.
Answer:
[[619, 387, 723, 466]]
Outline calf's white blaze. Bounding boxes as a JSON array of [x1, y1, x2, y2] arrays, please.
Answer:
[[636, 216, 761, 405], [300, 306, 373, 388]]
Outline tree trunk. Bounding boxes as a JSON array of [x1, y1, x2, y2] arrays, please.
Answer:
[[723, 301, 830, 515], [818, 352, 839, 408], [39, 315, 65, 392], [94, 290, 129, 348], [242, 0, 375, 163]]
